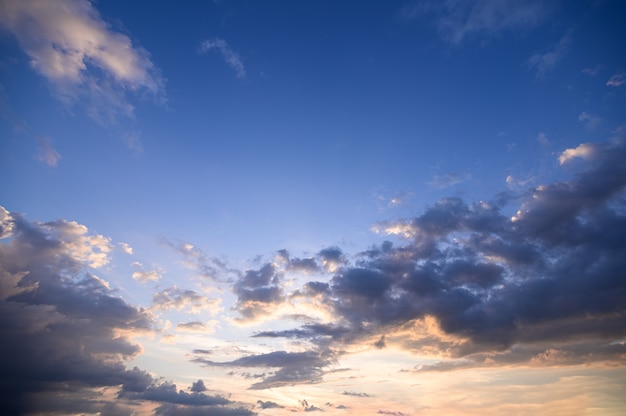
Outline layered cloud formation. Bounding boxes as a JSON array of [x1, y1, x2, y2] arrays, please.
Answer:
[[1, 138, 625, 412], [209, 138, 626, 389], [0, 207, 253, 415]]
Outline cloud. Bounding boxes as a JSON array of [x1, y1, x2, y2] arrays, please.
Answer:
[[176, 320, 220, 333], [194, 349, 334, 390], [403, 0, 552, 44], [0, 0, 164, 121], [152, 286, 222, 315], [191, 379, 207, 393], [36, 137, 61, 167], [0, 207, 155, 414], [606, 72, 625, 87], [199, 38, 246, 78], [429, 171, 471, 189], [232, 263, 286, 322], [119, 242, 133, 254], [536, 131, 550, 146], [528, 32, 570, 76], [256, 400, 284, 409], [558, 142, 598, 165], [253, 137, 626, 370], [131, 261, 161, 283], [578, 112, 602, 130]]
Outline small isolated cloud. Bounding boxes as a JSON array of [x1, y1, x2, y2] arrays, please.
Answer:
[[606, 73, 625, 87], [402, 0, 551, 44], [131, 262, 161, 283], [123, 130, 143, 154], [536, 131, 550, 146], [582, 65, 601, 77], [578, 112, 602, 130], [199, 38, 246, 78], [528, 32, 570, 76], [118, 242, 133, 254], [256, 400, 284, 409], [36, 137, 61, 167], [429, 171, 471, 189], [0, 0, 165, 121]]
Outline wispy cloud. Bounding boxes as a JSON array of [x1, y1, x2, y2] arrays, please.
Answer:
[[402, 0, 552, 44], [429, 171, 471, 189], [199, 38, 246, 78], [528, 32, 571, 76], [36, 137, 61, 167], [0, 0, 165, 122], [578, 111, 602, 130], [606, 72, 625, 87]]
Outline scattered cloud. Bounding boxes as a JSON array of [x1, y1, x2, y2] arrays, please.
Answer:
[[0, 207, 154, 413], [0, 0, 165, 122], [536, 131, 550, 146], [606, 72, 625, 87], [582, 65, 601, 77], [429, 171, 471, 189], [119, 242, 134, 254], [36, 137, 61, 167], [131, 261, 162, 283], [176, 320, 220, 333], [402, 0, 552, 44], [152, 286, 222, 315], [199, 38, 246, 78], [578, 111, 602, 130], [528, 32, 571, 76], [250, 138, 626, 373], [194, 349, 334, 390]]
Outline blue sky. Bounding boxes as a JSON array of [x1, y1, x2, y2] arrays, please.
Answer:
[[1, 1, 626, 415]]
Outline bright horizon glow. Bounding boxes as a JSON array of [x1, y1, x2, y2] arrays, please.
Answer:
[[1, 1, 626, 415]]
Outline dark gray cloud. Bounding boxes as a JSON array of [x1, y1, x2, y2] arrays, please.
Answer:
[[191, 379, 207, 392], [155, 403, 256, 416], [254, 139, 626, 367], [0, 207, 255, 414], [256, 400, 284, 409], [0, 209, 156, 414], [194, 350, 334, 389], [119, 381, 230, 406], [232, 263, 286, 321]]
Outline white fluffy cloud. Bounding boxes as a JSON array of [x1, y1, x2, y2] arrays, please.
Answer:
[[0, 0, 164, 120]]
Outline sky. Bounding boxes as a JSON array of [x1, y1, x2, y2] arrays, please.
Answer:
[[1, 0, 626, 414]]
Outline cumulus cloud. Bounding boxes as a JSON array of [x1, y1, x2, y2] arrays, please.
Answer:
[[0, 207, 154, 414], [402, 0, 552, 44], [131, 261, 161, 283], [0, 207, 259, 414], [199, 38, 246, 78], [0, 0, 164, 121], [251, 138, 626, 372]]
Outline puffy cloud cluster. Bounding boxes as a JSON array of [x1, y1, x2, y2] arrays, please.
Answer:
[[0, 207, 255, 415], [245, 139, 626, 384]]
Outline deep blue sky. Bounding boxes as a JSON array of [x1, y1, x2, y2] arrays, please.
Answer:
[[1, 1, 626, 415]]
